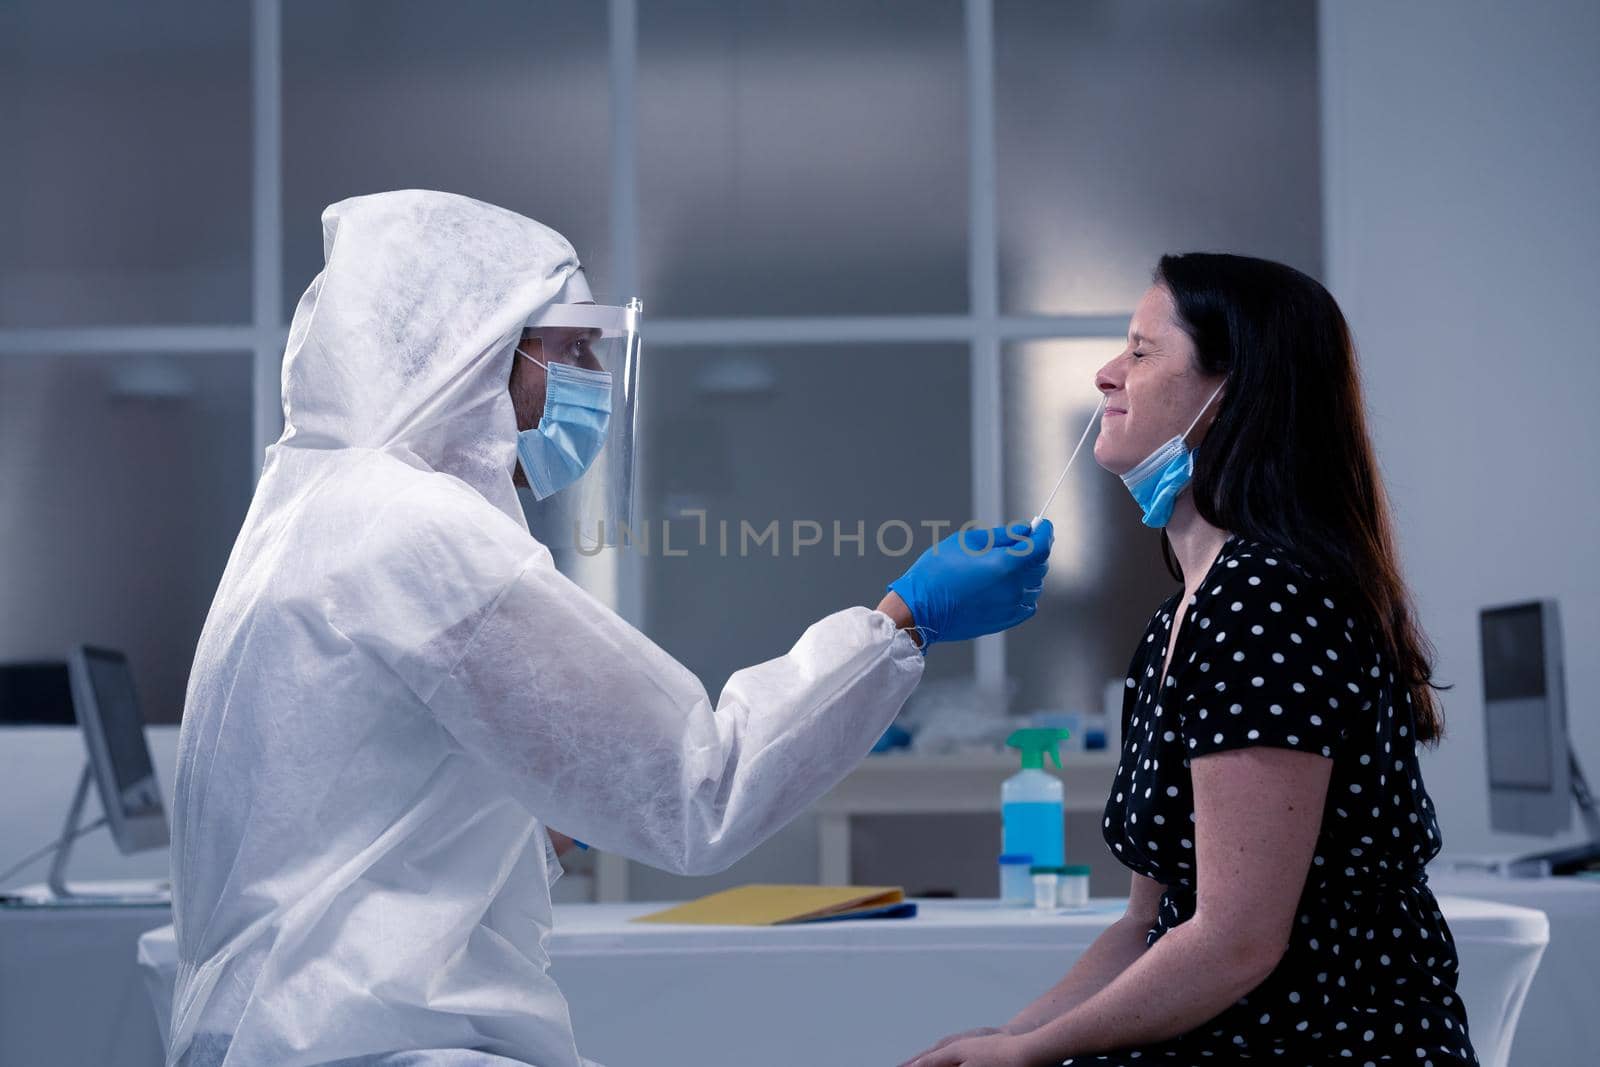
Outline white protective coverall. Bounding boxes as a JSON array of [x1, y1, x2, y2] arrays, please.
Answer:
[[168, 190, 925, 1066]]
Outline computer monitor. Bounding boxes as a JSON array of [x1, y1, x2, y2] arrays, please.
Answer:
[[1481, 601, 1571, 836], [1479, 600, 1600, 876], [65, 645, 169, 854]]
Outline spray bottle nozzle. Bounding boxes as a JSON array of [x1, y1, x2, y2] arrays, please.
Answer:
[[1006, 728, 1072, 771]]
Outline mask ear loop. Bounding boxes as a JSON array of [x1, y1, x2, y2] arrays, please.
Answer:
[[1182, 381, 1228, 445], [515, 346, 550, 372]]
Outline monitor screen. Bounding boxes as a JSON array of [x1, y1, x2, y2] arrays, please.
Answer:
[[1482, 604, 1547, 702], [81, 649, 163, 818]]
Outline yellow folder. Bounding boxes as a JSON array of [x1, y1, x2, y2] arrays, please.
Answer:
[[632, 884, 907, 926]]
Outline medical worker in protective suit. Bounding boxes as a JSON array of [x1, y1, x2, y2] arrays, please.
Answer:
[[168, 190, 1053, 1067]]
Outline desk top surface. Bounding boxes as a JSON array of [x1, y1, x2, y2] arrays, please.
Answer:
[[114, 894, 1548, 962], [547, 895, 1545, 944]]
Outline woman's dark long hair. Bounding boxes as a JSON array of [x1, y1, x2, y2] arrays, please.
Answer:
[[1155, 252, 1446, 743]]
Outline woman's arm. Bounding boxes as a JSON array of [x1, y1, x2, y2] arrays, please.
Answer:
[[1004, 874, 1164, 1033], [897, 875, 1163, 1066], [1009, 745, 1331, 1062]]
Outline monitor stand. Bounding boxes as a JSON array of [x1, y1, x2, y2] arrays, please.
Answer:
[[45, 762, 169, 903], [1503, 752, 1600, 877]]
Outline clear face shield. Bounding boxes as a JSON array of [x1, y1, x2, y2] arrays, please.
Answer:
[[516, 296, 642, 552]]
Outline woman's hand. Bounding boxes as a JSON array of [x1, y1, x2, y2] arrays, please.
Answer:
[[898, 1030, 1037, 1067], [896, 1026, 1004, 1066]]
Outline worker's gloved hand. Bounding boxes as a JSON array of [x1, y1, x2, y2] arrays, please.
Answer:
[[887, 520, 1052, 650]]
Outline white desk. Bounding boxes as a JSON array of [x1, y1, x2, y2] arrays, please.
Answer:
[[0, 899, 173, 1067], [130, 896, 1545, 1067]]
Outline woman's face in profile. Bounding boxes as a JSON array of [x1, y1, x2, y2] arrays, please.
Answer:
[[1093, 284, 1226, 476]]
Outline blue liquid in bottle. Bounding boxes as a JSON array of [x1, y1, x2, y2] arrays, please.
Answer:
[[1002, 801, 1064, 869]]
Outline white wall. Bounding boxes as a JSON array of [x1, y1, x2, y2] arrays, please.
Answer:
[[1321, 0, 1600, 859]]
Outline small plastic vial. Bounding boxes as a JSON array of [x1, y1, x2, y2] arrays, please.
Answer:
[[1031, 866, 1059, 911], [999, 853, 1034, 906], [1057, 865, 1091, 909]]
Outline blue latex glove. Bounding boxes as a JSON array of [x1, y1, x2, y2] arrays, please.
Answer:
[[887, 520, 1053, 650]]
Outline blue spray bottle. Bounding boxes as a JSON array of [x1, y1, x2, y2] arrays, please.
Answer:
[[1002, 728, 1070, 871]]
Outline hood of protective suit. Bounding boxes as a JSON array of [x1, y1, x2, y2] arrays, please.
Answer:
[[278, 189, 581, 521]]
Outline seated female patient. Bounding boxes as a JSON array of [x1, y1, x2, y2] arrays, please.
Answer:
[[902, 253, 1477, 1067]]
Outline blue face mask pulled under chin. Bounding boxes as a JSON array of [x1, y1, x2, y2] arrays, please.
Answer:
[[515, 352, 613, 501], [1119, 382, 1225, 529]]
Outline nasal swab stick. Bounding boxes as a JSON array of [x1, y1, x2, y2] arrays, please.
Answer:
[[1030, 397, 1106, 529]]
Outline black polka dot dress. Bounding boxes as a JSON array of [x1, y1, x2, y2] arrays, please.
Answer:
[[1070, 537, 1477, 1065]]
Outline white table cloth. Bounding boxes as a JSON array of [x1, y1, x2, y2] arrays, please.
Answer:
[[1428, 873, 1600, 1067], [0, 900, 173, 1067], [130, 896, 1546, 1067]]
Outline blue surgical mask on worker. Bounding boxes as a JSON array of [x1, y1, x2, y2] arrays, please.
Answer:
[[515, 347, 612, 500], [1120, 382, 1226, 528]]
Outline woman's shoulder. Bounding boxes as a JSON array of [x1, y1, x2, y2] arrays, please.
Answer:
[[1215, 535, 1315, 579], [1174, 535, 1383, 760], [1209, 536, 1339, 597], [1194, 536, 1368, 634]]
